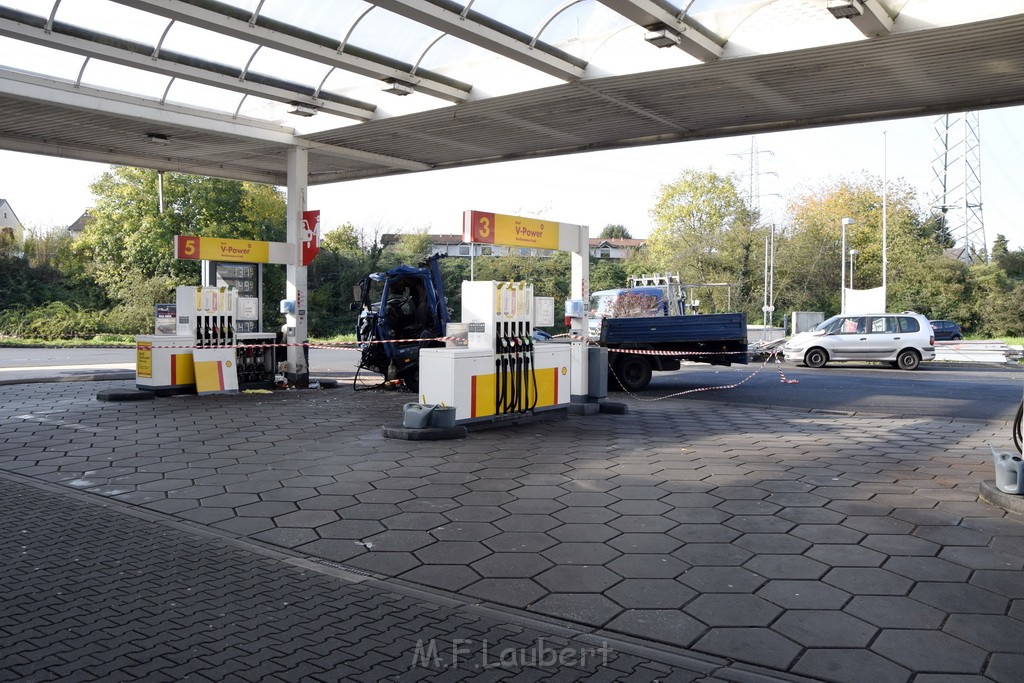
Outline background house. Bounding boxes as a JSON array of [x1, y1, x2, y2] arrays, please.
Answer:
[[0, 198, 24, 245], [67, 210, 95, 239], [382, 233, 644, 261]]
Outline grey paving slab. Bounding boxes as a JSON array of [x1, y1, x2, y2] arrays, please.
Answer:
[[0, 475, 735, 682], [2, 378, 1024, 681]]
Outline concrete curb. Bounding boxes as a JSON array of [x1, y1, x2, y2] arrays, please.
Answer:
[[979, 479, 1024, 516]]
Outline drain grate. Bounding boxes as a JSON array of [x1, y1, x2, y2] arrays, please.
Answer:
[[308, 558, 375, 576], [810, 409, 853, 416]]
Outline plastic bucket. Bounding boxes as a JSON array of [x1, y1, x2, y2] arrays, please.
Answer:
[[431, 406, 456, 428], [403, 403, 434, 429]]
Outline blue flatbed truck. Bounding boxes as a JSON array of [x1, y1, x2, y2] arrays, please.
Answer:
[[598, 312, 748, 391]]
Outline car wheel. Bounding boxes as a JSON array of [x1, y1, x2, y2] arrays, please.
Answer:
[[804, 348, 828, 368], [616, 355, 652, 392], [896, 349, 920, 370], [951, 334, 962, 341]]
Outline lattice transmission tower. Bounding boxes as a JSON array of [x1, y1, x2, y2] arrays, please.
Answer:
[[735, 136, 775, 217], [931, 112, 985, 259]]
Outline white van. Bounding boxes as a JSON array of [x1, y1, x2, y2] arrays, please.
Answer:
[[782, 311, 936, 370]]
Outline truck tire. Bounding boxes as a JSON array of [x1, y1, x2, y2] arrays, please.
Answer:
[[616, 355, 652, 392], [804, 347, 828, 368]]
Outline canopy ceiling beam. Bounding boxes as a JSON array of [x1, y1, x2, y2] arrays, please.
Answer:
[[0, 11, 377, 121], [595, 0, 724, 62], [110, 0, 472, 103], [0, 67, 428, 172]]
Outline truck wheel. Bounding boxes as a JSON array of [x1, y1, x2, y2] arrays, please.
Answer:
[[616, 356, 652, 392], [804, 348, 828, 368], [896, 349, 920, 370]]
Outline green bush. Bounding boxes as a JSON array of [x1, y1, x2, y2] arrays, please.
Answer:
[[0, 302, 136, 340]]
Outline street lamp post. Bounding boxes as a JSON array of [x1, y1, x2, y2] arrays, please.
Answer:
[[841, 217, 855, 313]]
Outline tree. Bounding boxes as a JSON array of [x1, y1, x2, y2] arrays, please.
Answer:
[[387, 229, 434, 268], [647, 171, 752, 281], [74, 167, 288, 331], [77, 167, 286, 287], [992, 234, 1010, 260], [645, 170, 758, 314], [922, 212, 957, 249], [774, 176, 931, 316], [599, 225, 632, 239]]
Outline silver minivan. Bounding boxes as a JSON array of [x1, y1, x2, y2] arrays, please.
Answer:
[[782, 311, 936, 370]]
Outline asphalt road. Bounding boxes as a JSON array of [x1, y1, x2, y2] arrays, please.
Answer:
[[2, 347, 1021, 423], [638, 359, 1024, 423]]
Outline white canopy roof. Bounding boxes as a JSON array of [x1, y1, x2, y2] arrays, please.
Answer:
[[0, 0, 1022, 185]]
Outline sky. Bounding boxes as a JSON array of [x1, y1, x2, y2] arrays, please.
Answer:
[[3, 104, 1023, 250]]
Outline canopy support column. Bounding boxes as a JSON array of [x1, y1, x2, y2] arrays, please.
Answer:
[[285, 147, 309, 388]]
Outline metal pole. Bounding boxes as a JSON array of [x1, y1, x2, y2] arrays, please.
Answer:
[[841, 220, 846, 314], [841, 218, 854, 314], [763, 234, 769, 340], [769, 223, 775, 322], [882, 132, 888, 296]]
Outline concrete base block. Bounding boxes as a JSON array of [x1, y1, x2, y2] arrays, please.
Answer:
[[381, 424, 467, 441], [96, 388, 156, 402], [568, 403, 600, 416], [599, 401, 629, 415], [979, 480, 1024, 516]]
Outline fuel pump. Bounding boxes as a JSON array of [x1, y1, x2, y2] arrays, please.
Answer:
[[418, 280, 569, 422]]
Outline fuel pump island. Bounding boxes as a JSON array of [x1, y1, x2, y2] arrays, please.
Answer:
[[132, 209, 612, 431], [412, 211, 604, 428]]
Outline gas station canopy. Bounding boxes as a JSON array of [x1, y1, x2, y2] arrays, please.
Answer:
[[0, 0, 1023, 187]]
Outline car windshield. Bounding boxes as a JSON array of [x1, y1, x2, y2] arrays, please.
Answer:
[[590, 293, 616, 316], [814, 316, 842, 332]]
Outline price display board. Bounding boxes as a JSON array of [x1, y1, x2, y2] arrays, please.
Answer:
[[202, 261, 262, 333]]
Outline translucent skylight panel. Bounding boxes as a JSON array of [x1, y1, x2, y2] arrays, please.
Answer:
[[0, 38, 83, 81], [686, 0, 764, 14], [160, 23, 255, 72], [53, 0, 167, 46], [537, 2, 628, 56], [78, 60, 172, 100], [469, 0, 565, 36], [163, 79, 251, 115], [414, 35, 476, 73], [246, 48, 326, 90], [346, 8, 439, 66], [317, 67, 380, 97], [257, 0, 368, 41]]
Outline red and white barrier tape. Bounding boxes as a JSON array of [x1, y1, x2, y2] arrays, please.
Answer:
[[135, 336, 467, 351], [610, 351, 797, 403]]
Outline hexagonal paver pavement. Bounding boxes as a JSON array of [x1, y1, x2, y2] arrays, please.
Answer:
[[3, 379, 1023, 681]]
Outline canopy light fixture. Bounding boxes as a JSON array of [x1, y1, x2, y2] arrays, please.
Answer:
[[644, 28, 682, 48], [287, 103, 319, 117], [146, 134, 170, 145], [382, 80, 414, 96], [827, 0, 864, 19]]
